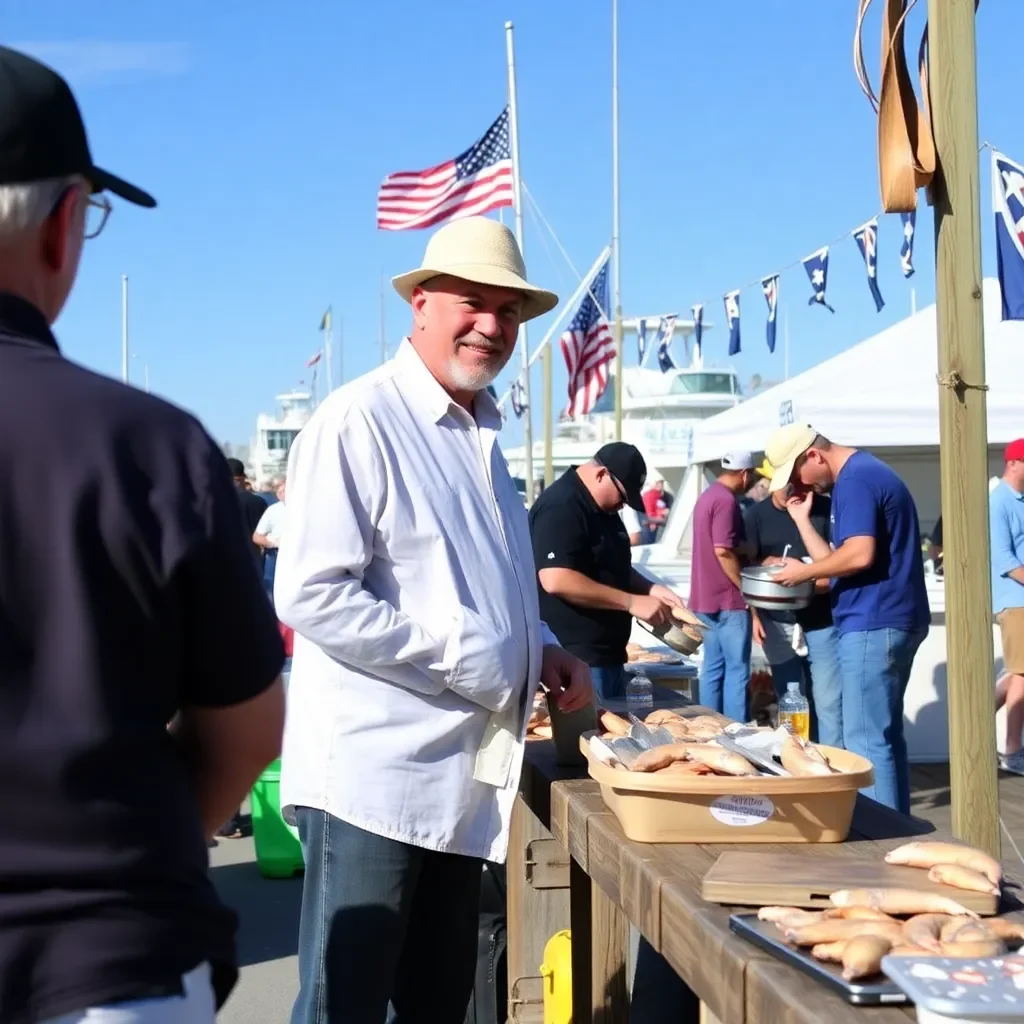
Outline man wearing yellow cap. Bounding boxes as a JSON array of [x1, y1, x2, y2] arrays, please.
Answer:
[[766, 424, 929, 813]]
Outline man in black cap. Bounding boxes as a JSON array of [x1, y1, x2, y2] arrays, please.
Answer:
[[0, 46, 286, 1023], [528, 442, 684, 702]]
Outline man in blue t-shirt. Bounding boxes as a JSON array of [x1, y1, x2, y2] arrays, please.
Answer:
[[767, 424, 929, 814]]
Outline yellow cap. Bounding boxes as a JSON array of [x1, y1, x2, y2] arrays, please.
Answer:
[[764, 423, 817, 493], [755, 458, 774, 479]]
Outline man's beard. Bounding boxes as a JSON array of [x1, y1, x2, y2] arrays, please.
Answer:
[[448, 336, 508, 392]]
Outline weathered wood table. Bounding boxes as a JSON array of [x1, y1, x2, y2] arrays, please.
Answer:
[[514, 736, 1023, 1024]]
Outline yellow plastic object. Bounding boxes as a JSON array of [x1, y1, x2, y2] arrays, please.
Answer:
[[539, 929, 572, 1024]]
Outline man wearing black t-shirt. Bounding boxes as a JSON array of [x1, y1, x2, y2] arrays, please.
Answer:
[[528, 443, 683, 701], [743, 470, 842, 746], [0, 47, 286, 1023]]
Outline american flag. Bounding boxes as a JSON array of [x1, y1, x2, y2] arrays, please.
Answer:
[[561, 260, 615, 417], [376, 109, 514, 231], [510, 377, 527, 418]]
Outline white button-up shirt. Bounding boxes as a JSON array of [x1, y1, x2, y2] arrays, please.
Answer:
[[275, 339, 555, 862]]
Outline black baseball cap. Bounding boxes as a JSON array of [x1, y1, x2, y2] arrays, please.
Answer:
[[0, 45, 155, 207], [594, 442, 647, 512]]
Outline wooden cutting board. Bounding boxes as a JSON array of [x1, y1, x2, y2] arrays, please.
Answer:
[[701, 851, 998, 915]]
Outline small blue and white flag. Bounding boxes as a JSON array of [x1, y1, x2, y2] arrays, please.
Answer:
[[510, 377, 527, 418], [656, 314, 678, 373], [724, 290, 741, 355], [692, 303, 704, 357], [992, 149, 1024, 321], [636, 318, 649, 363], [761, 274, 779, 353], [900, 211, 916, 278], [802, 247, 835, 313], [853, 218, 885, 313]]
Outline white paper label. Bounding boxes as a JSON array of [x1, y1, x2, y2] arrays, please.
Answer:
[[709, 794, 774, 827]]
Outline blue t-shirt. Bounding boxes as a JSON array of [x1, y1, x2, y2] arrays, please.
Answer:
[[829, 451, 929, 634]]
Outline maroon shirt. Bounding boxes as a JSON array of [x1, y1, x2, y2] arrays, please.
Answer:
[[688, 480, 747, 612]]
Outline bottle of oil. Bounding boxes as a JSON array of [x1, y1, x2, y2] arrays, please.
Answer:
[[778, 681, 810, 741]]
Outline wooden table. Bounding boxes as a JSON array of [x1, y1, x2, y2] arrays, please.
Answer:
[[516, 739, 1023, 1024]]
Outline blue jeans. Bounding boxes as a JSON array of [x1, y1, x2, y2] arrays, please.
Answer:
[[630, 937, 699, 1023], [696, 610, 751, 723], [764, 626, 843, 748], [591, 664, 627, 702], [291, 808, 482, 1024], [838, 627, 927, 814]]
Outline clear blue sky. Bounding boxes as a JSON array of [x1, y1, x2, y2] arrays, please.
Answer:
[[5, 0, 1022, 448]]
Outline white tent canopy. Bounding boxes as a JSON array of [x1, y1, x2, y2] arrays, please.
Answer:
[[689, 278, 1024, 464]]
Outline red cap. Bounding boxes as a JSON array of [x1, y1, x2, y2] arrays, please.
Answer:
[[1006, 439, 1024, 463]]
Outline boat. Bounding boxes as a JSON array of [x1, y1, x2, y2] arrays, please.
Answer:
[[248, 388, 313, 487], [502, 316, 744, 491]]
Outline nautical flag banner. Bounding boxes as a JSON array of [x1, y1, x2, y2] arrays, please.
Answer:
[[637, 318, 648, 363], [306, 351, 322, 367], [376, 109, 514, 231], [724, 290, 741, 356], [319, 307, 332, 332], [510, 377, 527, 418], [853, 218, 885, 312], [692, 303, 704, 357], [992, 149, 1024, 320], [802, 247, 835, 312], [561, 259, 616, 416], [900, 211, 916, 278], [656, 314, 678, 372], [761, 275, 779, 353]]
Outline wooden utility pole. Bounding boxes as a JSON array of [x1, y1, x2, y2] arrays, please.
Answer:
[[928, 0, 999, 857]]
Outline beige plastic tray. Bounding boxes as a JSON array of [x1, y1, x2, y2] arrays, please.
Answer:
[[580, 734, 874, 844]]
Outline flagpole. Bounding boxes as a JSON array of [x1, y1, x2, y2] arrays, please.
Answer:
[[611, 0, 624, 442], [121, 274, 129, 384], [325, 308, 334, 393], [505, 21, 534, 502], [911, 287, 917, 315], [338, 314, 344, 385], [379, 274, 388, 365]]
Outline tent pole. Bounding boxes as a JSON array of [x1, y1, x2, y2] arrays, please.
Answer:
[[928, 0, 999, 856]]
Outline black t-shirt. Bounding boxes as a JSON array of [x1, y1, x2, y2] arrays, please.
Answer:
[[742, 494, 834, 631], [0, 295, 285, 1023], [237, 483, 268, 568], [529, 469, 634, 666]]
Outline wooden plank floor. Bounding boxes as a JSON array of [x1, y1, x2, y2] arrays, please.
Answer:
[[910, 764, 1024, 867]]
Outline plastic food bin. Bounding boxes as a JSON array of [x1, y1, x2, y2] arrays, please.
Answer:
[[580, 735, 874, 843], [250, 758, 305, 878]]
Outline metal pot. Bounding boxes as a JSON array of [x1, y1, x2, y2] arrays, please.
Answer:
[[740, 564, 814, 611]]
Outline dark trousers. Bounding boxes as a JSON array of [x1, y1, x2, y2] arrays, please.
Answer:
[[291, 807, 483, 1024]]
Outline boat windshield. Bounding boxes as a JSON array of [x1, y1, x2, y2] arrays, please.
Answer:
[[263, 429, 299, 451], [669, 372, 737, 395]]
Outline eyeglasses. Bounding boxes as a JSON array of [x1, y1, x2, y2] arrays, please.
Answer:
[[610, 474, 629, 506], [84, 194, 112, 240]]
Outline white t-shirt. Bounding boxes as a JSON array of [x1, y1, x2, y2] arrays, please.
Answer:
[[255, 501, 288, 544], [619, 506, 641, 537]]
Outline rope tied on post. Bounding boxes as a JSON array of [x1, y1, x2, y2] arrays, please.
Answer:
[[935, 371, 989, 396]]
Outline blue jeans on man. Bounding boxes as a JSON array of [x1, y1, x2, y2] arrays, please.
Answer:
[[291, 807, 482, 1024], [695, 610, 751, 723], [837, 627, 927, 814], [763, 624, 843, 748]]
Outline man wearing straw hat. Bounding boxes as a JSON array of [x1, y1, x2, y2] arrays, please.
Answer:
[[275, 215, 593, 1024]]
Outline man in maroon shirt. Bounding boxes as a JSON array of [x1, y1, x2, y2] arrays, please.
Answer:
[[689, 452, 758, 722]]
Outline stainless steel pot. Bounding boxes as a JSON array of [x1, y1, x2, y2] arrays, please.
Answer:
[[637, 617, 704, 655], [740, 564, 815, 611]]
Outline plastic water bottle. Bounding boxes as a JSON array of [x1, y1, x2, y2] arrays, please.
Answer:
[[626, 671, 654, 711], [777, 681, 810, 740]]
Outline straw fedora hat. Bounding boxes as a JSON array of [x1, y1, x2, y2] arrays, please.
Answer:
[[391, 216, 559, 322]]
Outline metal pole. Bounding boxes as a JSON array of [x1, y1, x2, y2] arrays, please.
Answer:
[[144, 364, 150, 394], [121, 274, 129, 384], [505, 20, 534, 502], [911, 286, 918, 315], [338, 314, 344, 385], [611, 0, 624, 441], [927, 0, 999, 857], [325, 308, 334, 393], [784, 307, 790, 381], [379, 275, 387, 365]]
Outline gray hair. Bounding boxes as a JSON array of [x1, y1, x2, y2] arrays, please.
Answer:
[[0, 175, 82, 239]]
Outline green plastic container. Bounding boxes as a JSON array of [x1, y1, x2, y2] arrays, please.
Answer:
[[250, 758, 304, 879]]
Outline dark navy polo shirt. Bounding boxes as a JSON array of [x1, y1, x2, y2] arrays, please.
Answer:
[[0, 294, 285, 1022]]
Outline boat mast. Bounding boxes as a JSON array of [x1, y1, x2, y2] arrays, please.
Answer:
[[611, 0, 624, 441]]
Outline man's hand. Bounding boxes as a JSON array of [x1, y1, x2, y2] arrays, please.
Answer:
[[648, 583, 684, 609], [540, 645, 593, 712], [785, 491, 814, 522], [628, 593, 672, 626], [772, 558, 813, 587], [752, 611, 766, 646]]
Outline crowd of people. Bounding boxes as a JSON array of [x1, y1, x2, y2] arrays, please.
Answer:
[[5, 38, 1024, 1024]]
